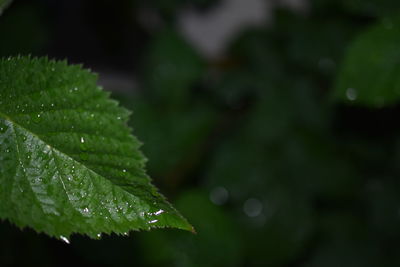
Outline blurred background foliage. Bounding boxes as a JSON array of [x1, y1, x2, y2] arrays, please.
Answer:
[[2, 0, 400, 266]]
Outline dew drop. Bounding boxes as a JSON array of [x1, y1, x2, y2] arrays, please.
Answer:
[[80, 137, 85, 143], [154, 209, 164, 216], [122, 169, 127, 173], [148, 219, 158, 224], [82, 207, 90, 214], [60, 236, 70, 244], [0, 125, 8, 133], [33, 114, 42, 124]]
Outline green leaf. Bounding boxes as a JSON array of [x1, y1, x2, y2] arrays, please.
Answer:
[[342, 0, 400, 18], [0, 56, 193, 240], [0, 0, 12, 16], [144, 29, 204, 109], [334, 17, 400, 107], [138, 190, 243, 267]]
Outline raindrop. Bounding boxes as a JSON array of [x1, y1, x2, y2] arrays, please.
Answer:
[[210, 186, 229, 205], [122, 169, 127, 173], [33, 114, 42, 123], [148, 219, 158, 224], [0, 125, 8, 133], [80, 137, 85, 143], [243, 198, 263, 217], [154, 209, 164, 216], [346, 88, 357, 101], [82, 207, 90, 215], [60, 236, 70, 244], [5, 149, 10, 153], [96, 233, 102, 239]]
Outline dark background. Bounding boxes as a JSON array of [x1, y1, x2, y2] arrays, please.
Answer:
[[1, 0, 400, 266]]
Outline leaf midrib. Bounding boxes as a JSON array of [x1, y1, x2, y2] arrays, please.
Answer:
[[0, 110, 145, 206]]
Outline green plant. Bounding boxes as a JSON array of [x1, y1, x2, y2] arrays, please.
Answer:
[[0, 2, 191, 241]]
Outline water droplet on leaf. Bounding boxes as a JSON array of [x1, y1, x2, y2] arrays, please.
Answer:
[[60, 236, 70, 244], [33, 114, 42, 123]]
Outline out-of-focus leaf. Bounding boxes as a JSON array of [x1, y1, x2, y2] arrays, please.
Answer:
[[118, 94, 216, 181], [144, 29, 204, 109], [242, 188, 313, 266], [0, 0, 12, 15], [342, 0, 400, 18], [139, 190, 243, 267], [335, 17, 400, 107], [307, 213, 382, 267], [0, 56, 192, 239]]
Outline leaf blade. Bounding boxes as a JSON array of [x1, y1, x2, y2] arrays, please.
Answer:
[[334, 17, 400, 107], [0, 56, 192, 239]]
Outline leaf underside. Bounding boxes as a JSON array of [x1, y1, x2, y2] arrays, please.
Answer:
[[0, 56, 193, 239]]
